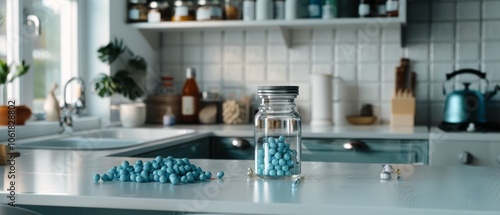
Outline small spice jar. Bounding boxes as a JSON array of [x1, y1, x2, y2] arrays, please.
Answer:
[[196, 0, 223, 20], [254, 86, 301, 178], [172, 0, 196, 21], [225, 0, 242, 20]]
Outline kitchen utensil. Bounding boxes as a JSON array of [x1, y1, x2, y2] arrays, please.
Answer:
[[441, 69, 499, 124], [345, 115, 377, 125], [390, 89, 415, 127]]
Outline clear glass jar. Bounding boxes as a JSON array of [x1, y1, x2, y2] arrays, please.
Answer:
[[225, 0, 242, 20], [197, 0, 223, 20], [172, 0, 196, 21], [254, 86, 301, 178]]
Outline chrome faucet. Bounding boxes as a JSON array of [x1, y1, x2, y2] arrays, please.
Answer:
[[61, 77, 86, 129]]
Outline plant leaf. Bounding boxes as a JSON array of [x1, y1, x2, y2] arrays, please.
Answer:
[[9, 60, 30, 83], [127, 56, 147, 72]]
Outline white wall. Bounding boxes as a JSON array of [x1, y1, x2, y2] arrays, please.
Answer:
[[81, 0, 158, 125]]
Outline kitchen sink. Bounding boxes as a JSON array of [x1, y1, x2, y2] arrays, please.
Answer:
[[16, 128, 195, 150]]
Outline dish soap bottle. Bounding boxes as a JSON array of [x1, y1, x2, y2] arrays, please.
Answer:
[[163, 106, 176, 126], [181, 67, 200, 123], [44, 83, 61, 121]]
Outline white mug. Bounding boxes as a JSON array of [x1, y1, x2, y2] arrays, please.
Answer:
[[120, 103, 146, 128]]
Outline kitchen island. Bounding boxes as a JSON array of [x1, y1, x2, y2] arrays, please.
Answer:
[[1, 147, 500, 215]]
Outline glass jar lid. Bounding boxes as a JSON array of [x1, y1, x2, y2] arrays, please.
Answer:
[[257, 86, 299, 96]]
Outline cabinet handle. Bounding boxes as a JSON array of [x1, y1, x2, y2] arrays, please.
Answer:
[[343, 140, 367, 150], [458, 151, 472, 164], [231, 138, 251, 150]]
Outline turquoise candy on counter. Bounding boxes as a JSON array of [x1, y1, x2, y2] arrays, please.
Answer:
[[217, 171, 225, 179], [256, 136, 297, 177], [93, 174, 100, 182], [93, 156, 216, 185]]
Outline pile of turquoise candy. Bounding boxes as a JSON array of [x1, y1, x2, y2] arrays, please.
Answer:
[[92, 156, 224, 185], [256, 136, 297, 176]]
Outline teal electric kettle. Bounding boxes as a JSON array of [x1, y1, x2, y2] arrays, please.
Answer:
[[442, 69, 499, 124]]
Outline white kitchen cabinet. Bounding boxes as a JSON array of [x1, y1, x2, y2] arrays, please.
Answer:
[[429, 129, 500, 166]]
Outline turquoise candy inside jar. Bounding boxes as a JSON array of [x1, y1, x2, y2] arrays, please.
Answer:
[[256, 136, 299, 177]]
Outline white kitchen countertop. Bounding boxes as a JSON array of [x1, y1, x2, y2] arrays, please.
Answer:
[[1, 149, 499, 215], [1, 125, 498, 214]]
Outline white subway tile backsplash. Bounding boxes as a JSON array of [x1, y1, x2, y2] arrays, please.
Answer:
[[482, 41, 500, 61], [246, 30, 266, 44], [381, 82, 394, 102], [382, 27, 401, 43], [312, 45, 333, 63], [406, 23, 430, 42], [358, 63, 380, 82], [336, 43, 357, 63], [223, 64, 244, 85], [407, 43, 429, 61], [202, 64, 222, 82], [457, 42, 480, 61], [358, 83, 380, 101], [163, 32, 181, 45], [432, 2, 455, 21], [483, 1, 500, 20], [483, 21, 500, 40], [292, 29, 311, 44], [431, 22, 455, 42], [335, 64, 356, 82], [336, 27, 357, 43], [483, 63, 500, 81], [358, 44, 380, 63], [268, 45, 288, 62], [416, 82, 429, 101], [267, 64, 288, 82], [357, 25, 380, 44], [312, 29, 334, 43], [431, 63, 454, 82], [431, 43, 454, 62], [411, 63, 430, 82], [224, 30, 244, 44], [457, 1, 480, 20], [430, 83, 446, 102], [163, 46, 182, 63], [381, 62, 398, 82], [382, 44, 403, 62], [182, 32, 202, 45], [158, 1, 499, 126], [312, 64, 332, 75], [203, 31, 222, 44], [224, 46, 244, 63], [408, 1, 430, 22], [290, 64, 311, 82], [246, 45, 265, 62], [268, 29, 286, 44], [182, 46, 202, 63], [245, 64, 266, 82], [297, 101, 311, 123], [290, 45, 311, 63], [457, 22, 480, 41], [203, 46, 222, 63]]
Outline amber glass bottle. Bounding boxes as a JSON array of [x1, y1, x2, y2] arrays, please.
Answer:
[[181, 67, 200, 123]]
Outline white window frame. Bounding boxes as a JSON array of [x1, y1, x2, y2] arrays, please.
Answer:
[[6, 0, 79, 109]]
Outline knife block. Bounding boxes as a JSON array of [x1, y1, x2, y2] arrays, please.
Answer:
[[390, 96, 415, 127]]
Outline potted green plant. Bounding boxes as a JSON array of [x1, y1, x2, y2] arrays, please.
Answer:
[[0, 59, 31, 125], [93, 38, 147, 127]]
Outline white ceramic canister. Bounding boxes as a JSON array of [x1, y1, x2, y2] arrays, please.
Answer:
[[310, 74, 333, 126], [120, 103, 146, 127]]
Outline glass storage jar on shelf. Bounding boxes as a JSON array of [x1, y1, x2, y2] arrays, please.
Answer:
[[225, 0, 242, 20], [172, 0, 196, 21], [254, 86, 301, 178], [196, 0, 223, 20]]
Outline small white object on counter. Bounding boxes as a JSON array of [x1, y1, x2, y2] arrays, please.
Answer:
[[380, 171, 392, 180]]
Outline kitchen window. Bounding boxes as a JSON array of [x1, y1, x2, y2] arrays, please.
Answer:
[[4, 0, 79, 113]]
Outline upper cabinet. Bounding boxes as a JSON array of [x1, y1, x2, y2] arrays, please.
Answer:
[[129, 0, 406, 48]]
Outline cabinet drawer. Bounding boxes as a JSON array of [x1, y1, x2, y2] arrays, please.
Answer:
[[134, 138, 210, 159], [430, 140, 500, 166]]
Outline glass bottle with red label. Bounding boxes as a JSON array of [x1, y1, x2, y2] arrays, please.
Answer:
[[181, 67, 200, 123]]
